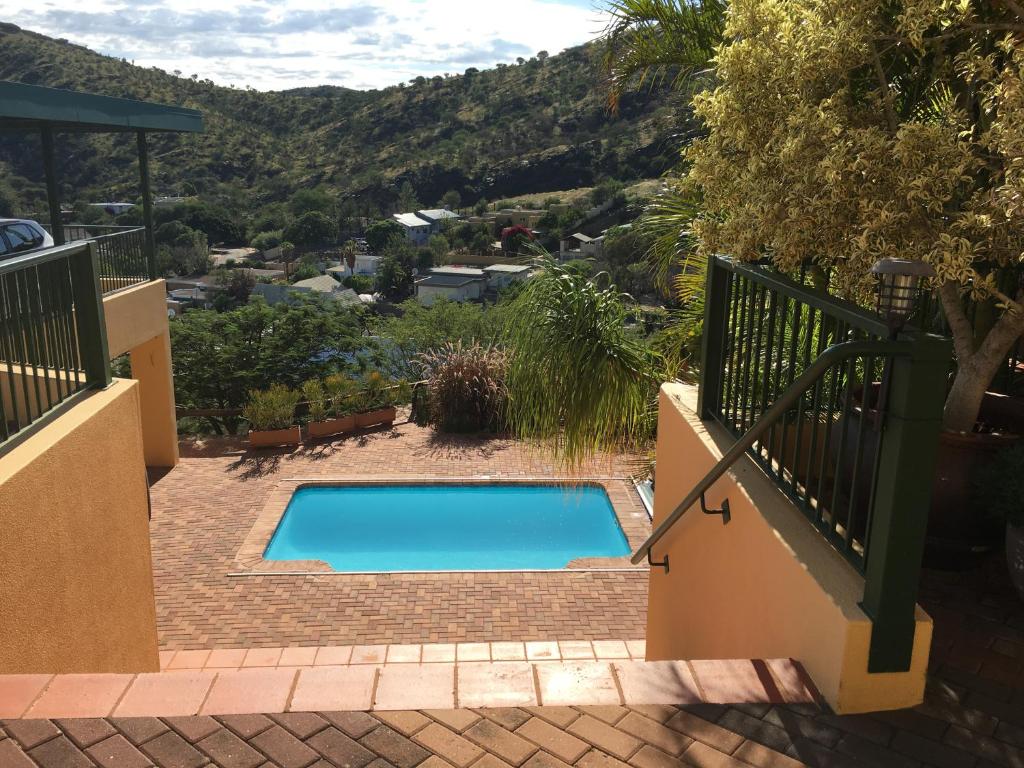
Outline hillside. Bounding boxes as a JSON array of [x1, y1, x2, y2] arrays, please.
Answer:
[[0, 23, 688, 218]]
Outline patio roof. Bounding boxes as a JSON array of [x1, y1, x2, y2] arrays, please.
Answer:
[[0, 81, 204, 134]]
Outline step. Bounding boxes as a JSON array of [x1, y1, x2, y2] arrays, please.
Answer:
[[0, 642, 820, 720]]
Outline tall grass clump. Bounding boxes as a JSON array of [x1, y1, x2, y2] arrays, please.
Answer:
[[417, 342, 508, 433]]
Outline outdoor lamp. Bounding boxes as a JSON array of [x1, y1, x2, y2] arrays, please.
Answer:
[[871, 258, 936, 335]]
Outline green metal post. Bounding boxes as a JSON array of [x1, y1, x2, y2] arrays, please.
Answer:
[[860, 332, 951, 672], [137, 130, 158, 279], [697, 256, 730, 419], [40, 127, 64, 246], [70, 243, 112, 388]]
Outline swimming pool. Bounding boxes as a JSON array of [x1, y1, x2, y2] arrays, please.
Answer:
[[262, 483, 631, 572]]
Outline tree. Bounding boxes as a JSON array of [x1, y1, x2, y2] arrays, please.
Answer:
[[250, 229, 283, 252], [375, 239, 418, 300], [289, 187, 335, 217], [503, 258, 661, 464], [170, 296, 364, 434], [214, 268, 255, 309], [154, 221, 210, 276], [427, 234, 450, 265], [283, 211, 337, 247], [501, 225, 534, 255], [365, 219, 405, 253], [441, 190, 461, 210], [396, 181, 421, 213], [172, 201, 246, 246], [686, 0, 1024, 433]]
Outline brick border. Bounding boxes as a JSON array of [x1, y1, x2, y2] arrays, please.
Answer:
[[234, 477, 651, 574]]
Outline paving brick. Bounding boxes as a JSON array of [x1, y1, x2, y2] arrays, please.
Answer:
[[270, 712, 329, 739], [115, 671, 215, 718], [28, 735, 95, 768], [731, 741, 807, 768], [110, 717, 169, 745], [86, 734, 153, 768], [580, 707, 629, 726], [54, 717, 117, 748], [197, 727, 268, 768], [427, 709, 483, 733], [628, 744, 687, 768], [627, 707, 678, 726], [664, 711, 744, 755], [26, 674, 132, 719], [2, 718, 61, 749], [577, 748, 632, 768], [414, 722, 486, 767], [375, 663, 455, 710], [616, 712, 692, 756], [537, 663, 620, 707], [715, 709, 795, 755], [201, 669, 296, 715], [459, 663, 537, 709], [0, 739, 36, 768], [361, 725, 432, 768], [219, 714, 276, 739], [679, 741, 747, 768], [306, 727, 377, 768], [292, 666, 377, 712], [568, 715, 643, 760], [473, 753, 516, 768], [479, 709, 533, 731], [944, 725, 1024, 767], [891, 729, 974, 768], [376, 711, 433, 736], [164, 715, 222, 743], [0, 676, 51, 718], [762, 708, 841, 749], [139, 730, 207, 768], [322, 711, 381, 738], [832, 733, 917, 768], [250, 724, 320, 767], [465, 718, 538, 765], [516, 717, 590, 763], [521, 750, 575, 768]]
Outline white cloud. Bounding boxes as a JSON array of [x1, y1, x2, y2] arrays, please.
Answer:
[[7, 0, 607, 91]]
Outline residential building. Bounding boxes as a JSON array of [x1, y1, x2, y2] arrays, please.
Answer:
[[393, 212, 432, 245], [88, 201, 135, 216], [416, 208, 461, 233], [560, 232, 605, 260], [483, 263, 533, 290], [252, 276, 362, 307], [415, 268, 487, 305]]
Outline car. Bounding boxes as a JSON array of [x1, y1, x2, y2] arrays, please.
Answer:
[[0, 218, 54, 259]]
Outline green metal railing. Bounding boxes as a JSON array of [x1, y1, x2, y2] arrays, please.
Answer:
[[0, 241, 112, 451], [65, 225, 153, 292], [646, 255, 951, 672]]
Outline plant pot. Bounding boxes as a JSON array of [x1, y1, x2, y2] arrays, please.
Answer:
[[839, 386, 1024, 568], [249, 425, 301, 448], [1008, 522, 1024, 602], [306, 415, 356, 439], [355, 406, 397, 428]]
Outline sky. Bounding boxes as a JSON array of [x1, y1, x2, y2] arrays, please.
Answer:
[[6, 0, 608, 91]]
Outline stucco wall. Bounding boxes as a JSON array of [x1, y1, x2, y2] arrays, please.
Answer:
[[647, 383, 931, 714], [103, 279, 169, 358], [0, 379, 160, 674]]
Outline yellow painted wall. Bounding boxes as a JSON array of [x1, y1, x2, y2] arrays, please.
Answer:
[[646, 383, 931, 714], [0, 379, 160, 674], [103, 280, 179, 468]]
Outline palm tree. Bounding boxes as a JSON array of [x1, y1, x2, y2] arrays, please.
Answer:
[[601, 0, 726, 112], [504, 258, 663, 466]]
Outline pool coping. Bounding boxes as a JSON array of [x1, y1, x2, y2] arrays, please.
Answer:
[[232, 476, 651, 575]]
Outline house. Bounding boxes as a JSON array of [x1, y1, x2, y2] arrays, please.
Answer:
[[416, 208, 461, 233], [88, 201, 135, 216], [253, 276, 362, 307], [483, 263, 533, 290], [415, 267, 487, 305], [393, 212, 432, 245], [560, 232, 605, 260]]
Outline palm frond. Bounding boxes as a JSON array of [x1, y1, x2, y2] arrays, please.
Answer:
[[601, 0, 726, 112]]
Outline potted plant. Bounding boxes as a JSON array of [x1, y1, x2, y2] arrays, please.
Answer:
[[243, 384, 301, 448], [354, 371, 405, 428], [972, 443, 1024, 601], [305, 375, 358, 439]]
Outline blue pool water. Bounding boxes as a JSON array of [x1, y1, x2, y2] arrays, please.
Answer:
[[263, 484, 631, 572]]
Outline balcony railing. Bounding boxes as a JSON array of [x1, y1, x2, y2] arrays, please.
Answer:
[[0, 241, 111, 450], [65, 225, 153, 293], [690, 255, 951, 672]]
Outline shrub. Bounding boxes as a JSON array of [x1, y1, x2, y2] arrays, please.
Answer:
[[417, 342, 508, 433], [301, 379, 329, 422], [324, 374, 358, 417], [344, 274, 374, 293], [242, 384, 299, 431]]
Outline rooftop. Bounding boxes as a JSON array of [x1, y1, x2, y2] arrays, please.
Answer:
[[430, 266, 487, 276], [394, 212, 431, 228], [417, 209, 461, 221], [416, 273, 486, 288], [292, 274, 344, 293], [484, 264, 532, 274]]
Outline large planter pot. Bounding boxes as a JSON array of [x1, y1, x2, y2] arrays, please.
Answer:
[[1008, 522, 1024, 601], [836, 387, 1024, 568], [307, 415, 356, 439], [249, 425, 301, 448], [355, 406, 397, 428]]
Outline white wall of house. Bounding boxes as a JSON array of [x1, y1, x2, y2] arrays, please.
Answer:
[[416, 281, 485, 305]]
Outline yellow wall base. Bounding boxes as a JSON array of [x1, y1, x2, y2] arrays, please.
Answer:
[[0, 379, 160, 674], [647, 383, 931, 714]]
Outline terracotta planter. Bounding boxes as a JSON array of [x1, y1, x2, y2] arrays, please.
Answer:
[[839, 386, 1024, 568], [1008, 523, 1024, 602], [355, 406, 397, 428], [306, 415, 356, 439], [249, 425, 301, 448]]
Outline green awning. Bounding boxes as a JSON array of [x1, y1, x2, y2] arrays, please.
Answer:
[[0, 81, 203, 134]]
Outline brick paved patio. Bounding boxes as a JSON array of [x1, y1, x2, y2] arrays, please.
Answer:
[[151, 424, 649, 650]]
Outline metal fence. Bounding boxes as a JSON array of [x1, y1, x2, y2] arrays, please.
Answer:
[[698, 255, 951, 672], [65, 225, 152, 292], [0, 242, 111, 449]]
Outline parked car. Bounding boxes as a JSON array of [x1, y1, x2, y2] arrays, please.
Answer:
[[0, 219, 54, 259]]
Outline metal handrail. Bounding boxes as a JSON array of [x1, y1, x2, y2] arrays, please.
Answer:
[[631, 338, 914, 565]]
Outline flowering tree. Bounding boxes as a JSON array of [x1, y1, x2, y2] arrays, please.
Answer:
[[501, 225, 535, 254], [685, 0, 1024, 432]]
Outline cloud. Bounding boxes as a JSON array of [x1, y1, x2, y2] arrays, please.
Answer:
[[6, 0, 603, 91]]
